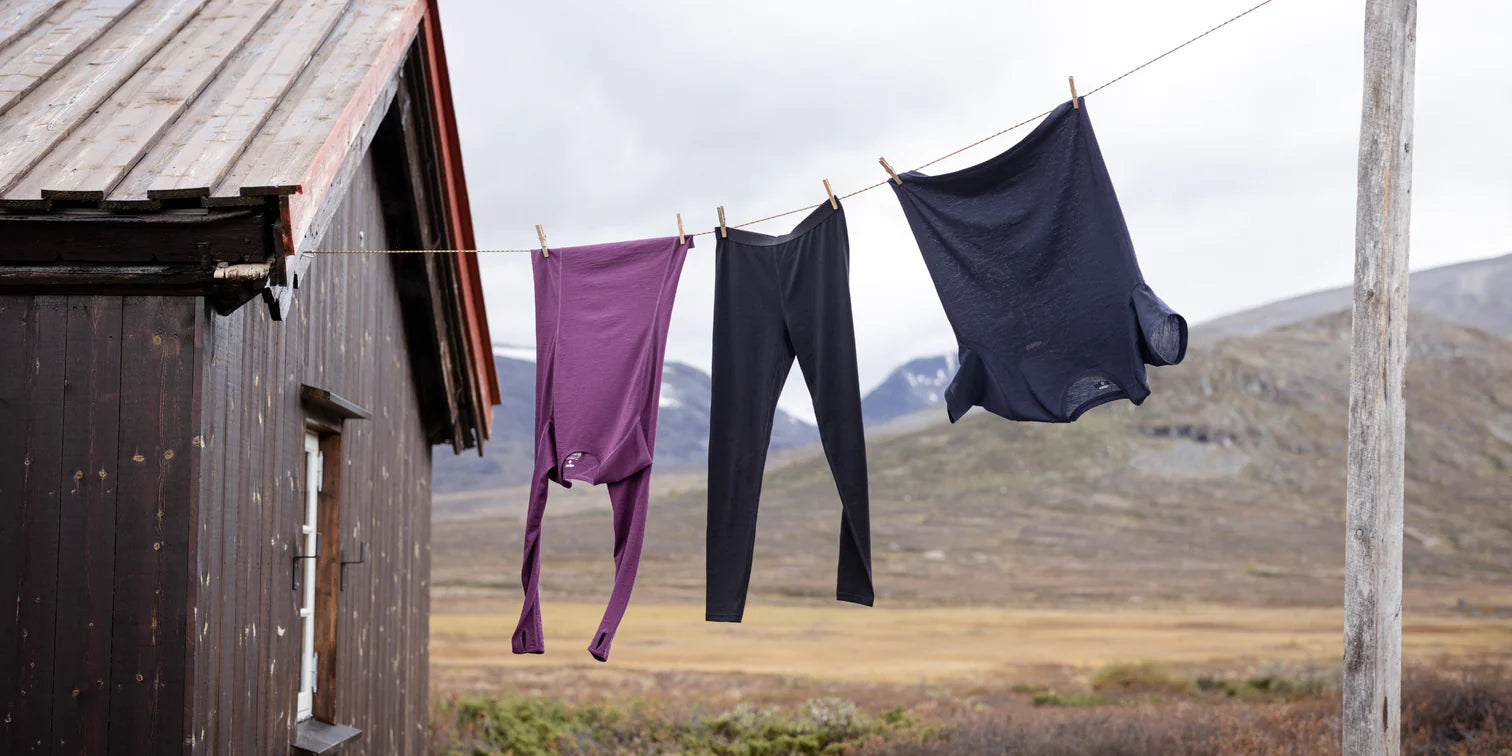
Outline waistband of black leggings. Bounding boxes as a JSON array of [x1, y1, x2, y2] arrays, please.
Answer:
[[717, 201, 842, 248]]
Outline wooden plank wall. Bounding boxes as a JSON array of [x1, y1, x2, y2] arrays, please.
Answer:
[[54, 296, 122, 755], [112, 298, 198, 752], [0, 296, 69, 754], [1, 146, 433, 756], [0, 295, 196, 755], [188, 148, 433, 755]]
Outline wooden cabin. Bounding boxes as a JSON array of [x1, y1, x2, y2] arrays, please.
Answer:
[[0, 1, 499, 753]]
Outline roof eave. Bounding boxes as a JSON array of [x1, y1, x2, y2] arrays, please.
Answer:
[[419, 0, 499, 441]]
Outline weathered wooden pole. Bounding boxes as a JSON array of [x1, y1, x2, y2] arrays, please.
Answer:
[[1344, 0, 1415, 753]]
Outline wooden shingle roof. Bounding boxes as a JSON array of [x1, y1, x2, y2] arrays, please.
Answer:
[[0, 0, 498, 445], [0, 0, 424, 251]]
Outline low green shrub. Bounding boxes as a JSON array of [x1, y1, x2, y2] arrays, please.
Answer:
[[1089, 660, 1194, 696], [1029, 689, 1111, 707], [431, 695, 922, 755], [1196, 660, 1338, 702]]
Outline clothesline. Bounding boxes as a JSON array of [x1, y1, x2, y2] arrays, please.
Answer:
[[312, 0, 1279, 256], [511, 61, 1195, 659]]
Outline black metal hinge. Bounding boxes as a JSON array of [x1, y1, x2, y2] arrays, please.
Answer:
[[292, 532, 321, 591], [339, 541, 367, 591]]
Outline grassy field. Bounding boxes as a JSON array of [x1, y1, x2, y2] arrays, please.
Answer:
[[431, 602, 1512, 686], [430, 603, 1512, 754], [428, 313, 1512, 751]]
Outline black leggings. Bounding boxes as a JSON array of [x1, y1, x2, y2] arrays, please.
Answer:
[[706, 202, 873, 622]]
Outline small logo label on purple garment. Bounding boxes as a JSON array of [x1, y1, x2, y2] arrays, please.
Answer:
[[564, 452, 584, 469]]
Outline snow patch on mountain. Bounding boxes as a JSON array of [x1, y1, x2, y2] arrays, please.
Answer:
[[860, 353, 959, 425]]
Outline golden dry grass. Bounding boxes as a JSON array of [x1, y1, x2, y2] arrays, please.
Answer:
[[431, 602, 1512, 685]]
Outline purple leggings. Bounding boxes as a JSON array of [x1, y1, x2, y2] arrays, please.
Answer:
[[512, 235, 690, 661]]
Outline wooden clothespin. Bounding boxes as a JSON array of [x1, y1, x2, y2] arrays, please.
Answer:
[[823, 179, 838, 210], [676, 213, 685, 244], [717, 206, 727, 238], [536, 224, 549, 257], [879, 157, 901, 185], [1068, 76, 1078, 109]]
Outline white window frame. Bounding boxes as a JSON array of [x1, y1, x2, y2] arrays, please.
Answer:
[[297, 432, 322, 721]]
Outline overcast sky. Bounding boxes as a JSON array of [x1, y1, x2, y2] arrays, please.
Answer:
[[437, 1, 1511, 421]]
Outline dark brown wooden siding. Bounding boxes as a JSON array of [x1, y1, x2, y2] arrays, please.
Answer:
[[0, 295, 198, 755], [188, 151, 434, 755], [3, 149, 435, 755]]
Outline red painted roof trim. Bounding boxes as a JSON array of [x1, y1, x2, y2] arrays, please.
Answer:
[[419, 0, 499, 438]]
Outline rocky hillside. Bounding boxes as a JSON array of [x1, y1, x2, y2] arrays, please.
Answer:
[[433, 310, 1512, 613], [439, 252, 1512, 496], [1200, 252, 1512, 338]]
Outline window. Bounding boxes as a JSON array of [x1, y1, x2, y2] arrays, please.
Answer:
[[298, 431, 322, 721], [294, 384, 364, 744]]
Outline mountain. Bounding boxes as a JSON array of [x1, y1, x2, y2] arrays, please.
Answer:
[[861, 354, 957, 426], [652, 362, 819, 469], [1199, 252, 1512, 338], [433, 310, 1512, 613], [431, 349, 818, 493], [433, 346, 965, 495], [427, 350, 536, 494], [435, 253, 1512, 493], [857, 251, 1512, 426], [432, 252, 1512, 613]]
